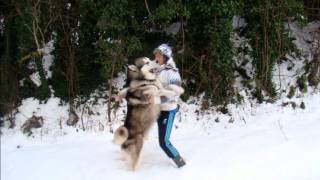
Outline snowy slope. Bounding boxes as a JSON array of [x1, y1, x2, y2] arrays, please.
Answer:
[[2, 92, 320, 180]]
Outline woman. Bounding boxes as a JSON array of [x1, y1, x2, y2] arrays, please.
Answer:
[[152, 44, 186, 168]]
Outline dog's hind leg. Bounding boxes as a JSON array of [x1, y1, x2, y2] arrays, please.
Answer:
[[122, 135, 144, 170], [132, 135, 143, 170]]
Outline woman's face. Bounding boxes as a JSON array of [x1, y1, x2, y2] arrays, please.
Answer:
[[154, 52, 165, 65]]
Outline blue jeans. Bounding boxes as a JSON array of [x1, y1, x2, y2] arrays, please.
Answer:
[[157, 108, 180, 158]]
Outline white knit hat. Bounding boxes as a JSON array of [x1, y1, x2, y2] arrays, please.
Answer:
[[153, 44, 172, 59]]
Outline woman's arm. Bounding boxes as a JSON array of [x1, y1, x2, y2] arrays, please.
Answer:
[[159, 70, 184, 103]]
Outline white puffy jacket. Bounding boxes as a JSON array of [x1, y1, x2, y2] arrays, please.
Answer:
[[155, 58, 183, 111]]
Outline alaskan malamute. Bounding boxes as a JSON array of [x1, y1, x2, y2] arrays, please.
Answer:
[[113, 57, 183, 170]]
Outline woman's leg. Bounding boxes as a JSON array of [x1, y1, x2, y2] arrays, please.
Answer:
[[157, 109, 179, 158], [157, 108, 185, 167]]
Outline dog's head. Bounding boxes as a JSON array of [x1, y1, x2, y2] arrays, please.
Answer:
[[127, 57, 159, 81]]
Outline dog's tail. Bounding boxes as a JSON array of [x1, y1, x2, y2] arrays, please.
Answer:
[[113, 126, 129, 145]]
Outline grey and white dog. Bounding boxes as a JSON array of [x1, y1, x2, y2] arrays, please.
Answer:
[[113, 57, 183, 170]]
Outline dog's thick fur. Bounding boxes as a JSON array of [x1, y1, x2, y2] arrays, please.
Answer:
[[113, 57, 184, 170], [113, 57, 161, 170]]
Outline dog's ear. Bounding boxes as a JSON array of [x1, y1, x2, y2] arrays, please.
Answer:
[[141, 57, 151, 64], [123, 64, 128, 71], [128, 65, 138, 72]]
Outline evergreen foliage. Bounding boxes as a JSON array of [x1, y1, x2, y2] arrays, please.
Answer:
[[0, 0, 312, 117], [183, 1, 239, 105], [240, 0, 305, 97]]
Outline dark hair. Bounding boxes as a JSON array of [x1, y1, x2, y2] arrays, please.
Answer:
[[163, 55, 169, 63]]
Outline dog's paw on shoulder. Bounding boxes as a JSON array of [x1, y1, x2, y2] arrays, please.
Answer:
[[167, 84, 185, 95]]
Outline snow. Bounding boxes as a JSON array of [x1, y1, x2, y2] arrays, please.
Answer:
[[2, 91, 320, 180], [164, 22, 181, 35], [232, 32, 255, 90], [28, 40, 55, 87], [273, 21, 320, 96], [233, 16, 247, 29], [41, 40, 55, 79], [287, 21, 320, 55], [29, 72, 42, 87], [1, 17, 4, 35]]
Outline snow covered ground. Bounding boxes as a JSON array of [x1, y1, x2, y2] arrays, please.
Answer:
[[2, 91, 320, 180]]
